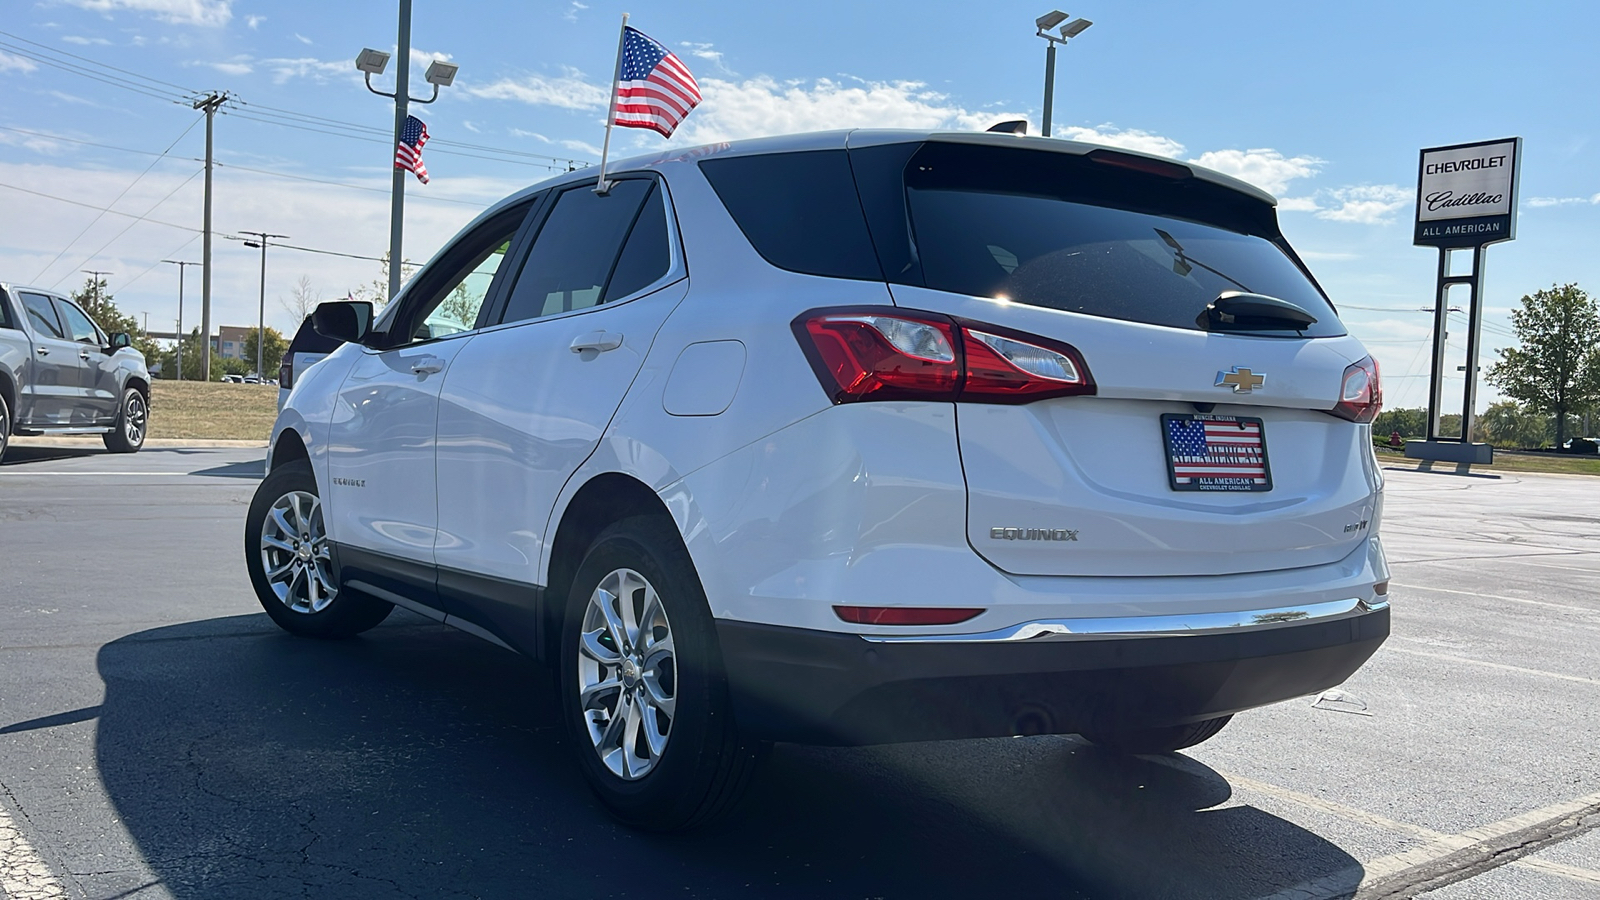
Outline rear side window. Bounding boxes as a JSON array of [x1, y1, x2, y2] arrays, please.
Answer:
[[699, 150, 881, 281], [602, 184, 671, 302], [894, 142, 1343, 336], [19, 292, 65, 339], [500, 178, 654, 324]]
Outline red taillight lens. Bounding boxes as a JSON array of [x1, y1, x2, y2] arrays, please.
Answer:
[[833, 606, 984, 626], [793, 307, 1095, 405], [278, 361, 293, 390], [1332, 356, 1381, 423]]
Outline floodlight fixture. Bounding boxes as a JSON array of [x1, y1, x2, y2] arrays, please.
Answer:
[[1060, 17, 1093, 38], [355, 47, 391, 75], [424, 60, 459, 87], [1036, 10, 1069, 31]]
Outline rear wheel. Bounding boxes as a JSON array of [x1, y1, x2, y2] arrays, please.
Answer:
[[1082, 715, 1233, 755], [244, 459, 391, 638], [102, 386, 147, 453], [560, 516, 764, 832], [0, 392, 10, 463]]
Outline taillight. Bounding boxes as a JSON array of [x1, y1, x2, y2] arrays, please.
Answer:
[[279, 360, 293, 390], [793, 307, 1094, 405], [834, 606, 984, 626], [1331, 356, 1381, 423]]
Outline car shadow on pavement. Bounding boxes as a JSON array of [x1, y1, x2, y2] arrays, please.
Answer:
[[189, 458, 265, 479], [0, 445, 102, 466], [94, 614, 1362, 899]]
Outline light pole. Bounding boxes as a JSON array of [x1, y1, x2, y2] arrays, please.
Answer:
[[241, 232, 287, 379], [358, 2, 460, 302], [1035, 11, 1093, 137], [161, 259, 196, 380]]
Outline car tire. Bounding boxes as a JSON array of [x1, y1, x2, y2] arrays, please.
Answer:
[[560, 516, 765, 832], [244, 458, 392, 638], [1081, 715, 1233, 755], [102, 386, 147, 453], [0, 391, 10, 464]]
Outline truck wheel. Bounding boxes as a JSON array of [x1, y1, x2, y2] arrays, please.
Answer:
[[0, 392, 10, 464], [560, 516, 765, 832], [102, 386, 147, 453], [1081, 715, 1233, 755], [244, 458, 392, 638]]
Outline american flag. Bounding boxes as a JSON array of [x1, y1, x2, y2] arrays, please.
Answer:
[[395, 115, 429, 184], [1166, 417, 1269, 489], [613, 26, 701, 137]]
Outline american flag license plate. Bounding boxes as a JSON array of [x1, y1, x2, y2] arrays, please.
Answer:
[[1161, 413, 1273, 492]]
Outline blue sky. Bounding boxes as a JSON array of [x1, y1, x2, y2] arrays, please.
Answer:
[[0, 0, 1596, 409]]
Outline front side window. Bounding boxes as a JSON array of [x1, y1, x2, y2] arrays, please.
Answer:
[[55, 300, 102, 344], [499, 178, 658, 326], [385, 202, 533, 346], [19, 292, 65, 339]]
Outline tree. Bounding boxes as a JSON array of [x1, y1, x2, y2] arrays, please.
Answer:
[[1476, 401, 1551, 449], [241, 327, 289, 377], [349, 252, 416, 311], [69, 276, 161, 360], [1486, 283, 1600, 448], [281, 275, 321, 324], [155, 328, 237, 381], [1373, 407, 1428, 440]]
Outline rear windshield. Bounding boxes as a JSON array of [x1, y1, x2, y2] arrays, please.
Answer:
[[701, 141, 1343, 337]]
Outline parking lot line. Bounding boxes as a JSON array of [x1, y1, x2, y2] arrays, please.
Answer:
[[1386, 639, 1600, 687], [1393, 582, 1600, 616], [0, 798, 67, 899]]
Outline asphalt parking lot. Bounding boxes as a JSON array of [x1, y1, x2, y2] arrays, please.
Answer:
[[1, 444, 1597, 899]]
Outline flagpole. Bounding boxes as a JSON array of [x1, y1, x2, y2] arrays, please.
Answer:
[[594, 11, 629, 194]]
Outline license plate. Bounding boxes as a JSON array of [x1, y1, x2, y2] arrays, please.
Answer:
[[1161, 413, 1272, 492]]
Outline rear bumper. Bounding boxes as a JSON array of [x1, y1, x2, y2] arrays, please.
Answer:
[[716, 603, 1389, 746]]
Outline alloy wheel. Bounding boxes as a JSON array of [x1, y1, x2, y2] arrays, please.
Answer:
[[124, 391, 147, 445], [258, 490, 337, 613], [577, 567, 677, 780]]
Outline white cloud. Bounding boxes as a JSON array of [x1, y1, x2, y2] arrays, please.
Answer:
[[0, 50, 40, 73], [680, 41, 732, 75], [1297, 249, 1358, 261], [1278, 196, 1320, 212], [1189, 148, 1323, 197], [58, 0, 234, 27], [1314, 184, 1411, 224], [194, 57, 252, 76], [259, 57, 349, 84], [62, 35, 113, 45], [293, 32, 312, 45], [466, 68, 609, 111], [563, 0, 588, 22], [1055, 125, 1187, 159], [245, 14, 264, 29], [1526, 195, 1600, 208], [0, 130, 68, 154], [461, 120, 482, 134], [560, 138, 601, 156], [411, 47, 452, 67], [46, 89, 98, 105]]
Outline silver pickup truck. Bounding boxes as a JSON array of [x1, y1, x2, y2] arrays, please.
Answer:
[[0, 282, 151, 463]]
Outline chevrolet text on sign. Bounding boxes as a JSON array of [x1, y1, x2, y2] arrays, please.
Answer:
[[1414, 137, 1521, 247]]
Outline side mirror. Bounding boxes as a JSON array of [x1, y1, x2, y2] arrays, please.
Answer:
[[311, 300, 375, 345], [108, 332, 132, 350]]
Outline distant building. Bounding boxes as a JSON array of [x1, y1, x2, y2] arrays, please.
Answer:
[[216, 325, 252, 360]]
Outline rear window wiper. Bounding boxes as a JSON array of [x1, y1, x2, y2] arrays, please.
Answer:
[[1196, 291, 1318, 333]]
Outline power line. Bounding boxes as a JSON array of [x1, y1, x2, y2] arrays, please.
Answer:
[[0, 123, 168, 157], [0, 29, 195, 93], [0, 39, 190, 105], [209, 160, 486, 206], [50, 167, 205, 289], [0, 180, 200, 232], [32, 116, 203, 283]]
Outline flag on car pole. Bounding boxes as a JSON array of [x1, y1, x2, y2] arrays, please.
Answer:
[[395, 115, 430, 184], [594, 14, 702, 193]]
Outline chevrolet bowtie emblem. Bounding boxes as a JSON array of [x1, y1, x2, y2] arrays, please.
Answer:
[[1216, 367, 1266, 393]]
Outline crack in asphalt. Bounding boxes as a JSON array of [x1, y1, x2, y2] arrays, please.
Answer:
[[1354, 807, 1600, 899]]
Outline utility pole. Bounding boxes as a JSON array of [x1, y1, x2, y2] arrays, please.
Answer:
[[193, 92, 226, 382], [240, 232, 288, 379], [161, 260, 196, 381], [81, 269, 113, 309]]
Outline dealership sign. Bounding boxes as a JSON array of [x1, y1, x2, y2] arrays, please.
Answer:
[[1414, 137, 1521, 247]]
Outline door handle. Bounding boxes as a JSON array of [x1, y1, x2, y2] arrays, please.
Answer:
[[410, 359, 445, 375], [35, 346, 48, 356], [80, 350, 92, 360], [570, 331, 623, 353]]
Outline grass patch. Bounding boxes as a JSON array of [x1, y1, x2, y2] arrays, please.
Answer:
[[149, 381, 277, 442], [1375, 445, 1600, 476]]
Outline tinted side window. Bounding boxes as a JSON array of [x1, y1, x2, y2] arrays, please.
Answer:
[[698, 150, 881, 281], [56, 300, 101, 344], [602, 184, 671, 302], [0, 290, 16, 330], [500, 179, 652, 325], [20, 292, 65, 339]]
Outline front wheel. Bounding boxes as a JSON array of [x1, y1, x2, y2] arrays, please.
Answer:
[[560, 516, 765, 832], [102, 386, 147, 453], [244, 459, 391, 638], [1081, 715, 1233, 755], [0, 391, 11, 464]]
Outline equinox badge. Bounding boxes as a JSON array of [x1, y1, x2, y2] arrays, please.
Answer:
[[990, 527, 1079, 542]]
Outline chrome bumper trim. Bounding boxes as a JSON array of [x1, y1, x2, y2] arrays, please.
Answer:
[[860, 597, 1388, 644]]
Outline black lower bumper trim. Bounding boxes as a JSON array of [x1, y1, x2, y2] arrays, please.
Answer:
[[716, 608, 1389, 746]]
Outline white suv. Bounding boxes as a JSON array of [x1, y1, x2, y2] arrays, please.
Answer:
[[246, 130, 1390, 831]]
